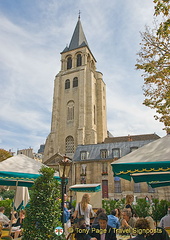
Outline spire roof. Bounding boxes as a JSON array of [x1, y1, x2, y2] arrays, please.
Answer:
[[62, 18, 89, 53]]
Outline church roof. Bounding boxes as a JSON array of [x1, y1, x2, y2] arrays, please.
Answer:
[[73, 134, 160, 162], [62, 17, 89, 53]]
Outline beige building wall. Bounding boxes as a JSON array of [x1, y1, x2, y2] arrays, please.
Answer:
[[43, 45, 107, 161], [73, 160, 170, 201]]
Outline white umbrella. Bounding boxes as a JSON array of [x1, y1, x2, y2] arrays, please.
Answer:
[[14, 186, 30, 210]]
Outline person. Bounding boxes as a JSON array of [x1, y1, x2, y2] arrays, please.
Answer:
[[128, 218, 150, 240], [90, 212, 117, 240], [107, 209, 120, 229], [75, 220, 97, 240], [115, 208, 121, 220], [0, 207, 10, 226], [9, 209, 18, 224], [120, 208, 136, 232], [63, 203, 71, 239], [92, 208, 106, 226], [145, 216, 169, 240], [11, 210, 25, 239], [125, 194, 135, 216], [64, 193, 73, 214], [73, 193, 95, 228], [159, 206, 170, 228]]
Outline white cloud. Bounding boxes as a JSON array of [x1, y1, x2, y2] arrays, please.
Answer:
[[0, 0, 166, 153]]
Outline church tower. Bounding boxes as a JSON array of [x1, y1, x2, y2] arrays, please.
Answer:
[[43, 17, 107, 161]]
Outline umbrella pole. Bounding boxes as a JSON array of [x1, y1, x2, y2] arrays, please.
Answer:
[[9, 180, 19, 234]]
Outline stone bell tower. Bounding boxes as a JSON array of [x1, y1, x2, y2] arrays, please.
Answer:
[[43, 17, 107, 161]]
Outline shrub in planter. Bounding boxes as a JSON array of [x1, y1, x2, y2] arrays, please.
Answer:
[[22, 166, 66, 240], [133, 198, 150, 217], [102, 198, 125, 215], [151, 198, 170, 225]]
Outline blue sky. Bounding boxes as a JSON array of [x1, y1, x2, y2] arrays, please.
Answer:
[[0, 0, 166, 153]]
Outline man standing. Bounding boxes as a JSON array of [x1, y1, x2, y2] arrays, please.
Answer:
[[159, 206, 170, 228]]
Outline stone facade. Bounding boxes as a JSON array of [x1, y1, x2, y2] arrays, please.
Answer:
[[43, 18, 107, 162], [43, 18, 170, 201], [72, 134, 170, 201]]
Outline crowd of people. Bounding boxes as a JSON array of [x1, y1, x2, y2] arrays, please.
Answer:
[[0, 193, 170, 240], [64, 194, 170, 240], [0, 206, 25, 239]]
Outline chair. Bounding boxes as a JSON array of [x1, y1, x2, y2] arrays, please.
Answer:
[[0, 237, 13, 240], [0, 228, 10, 237], [165, 227, 170, 236]]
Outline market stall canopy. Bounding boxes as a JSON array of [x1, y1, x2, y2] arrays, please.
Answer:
[[0, 154, 60, 187], [69, 184, 101, 192], [69, 184, 102, 208], [111, 134, 170, 182]]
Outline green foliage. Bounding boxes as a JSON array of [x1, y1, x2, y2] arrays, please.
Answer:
[[0, 190, 15, 200], [71, 199, 76, 209], [0, 199, 13, 218], [136, 0, 170, 133], [151, 198, 170, 224], [102, 198, 125, 214], [133, 198, 151, 217], [0, 149, 12, 162], [22, 166, 65, 240]]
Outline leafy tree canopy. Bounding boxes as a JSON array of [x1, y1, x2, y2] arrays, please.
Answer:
[[0, 149, 12, 162], [136, 0, 170, 133]]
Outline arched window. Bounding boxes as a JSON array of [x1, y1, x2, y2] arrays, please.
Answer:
[[67, 57, 72, 69], [77, 54, 82, 67], [65, 79, 70, 89], [67, 101, 74, 121], [73, 77, 78, 88], [65, 136, 74, 153]]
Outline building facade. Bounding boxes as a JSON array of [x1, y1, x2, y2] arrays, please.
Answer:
[[43, 17, 107, 161], [72, 134, 170, 200], [43, 18, 170, 200]]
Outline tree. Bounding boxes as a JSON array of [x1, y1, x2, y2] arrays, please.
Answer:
[[0, 149, 12, 162], [22, 167, 66, 240], [136, 0, 170, 133], [151, 198, 170, 225], [133, 198, 151, 218]]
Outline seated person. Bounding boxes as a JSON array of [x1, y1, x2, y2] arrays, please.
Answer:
[[75, 220, 97, 240], [9, 209, 18, 225], [128, 218, 150, 240], [92, 208, 106, 227], [120, 208, 136, 229], [12, 210, 25, 239], [90, 212, 117, 240], [145, 216, 169, 240], [107, 209, 120, 229], [0, 207, 10, 226]]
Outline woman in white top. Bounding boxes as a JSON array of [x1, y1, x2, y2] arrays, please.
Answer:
[[73, 193, 95, 227]]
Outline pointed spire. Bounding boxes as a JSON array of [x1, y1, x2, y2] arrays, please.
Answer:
[[62, 17, 89, 53], [78, 10, 81, 19]]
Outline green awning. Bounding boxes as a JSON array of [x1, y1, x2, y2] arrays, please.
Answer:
[[69, 184, 101, 192], [131, 172, 170, 183], [111, 135, 170, 182], [149, 181, 170, 188]]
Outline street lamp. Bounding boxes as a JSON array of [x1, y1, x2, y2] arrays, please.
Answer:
[[58, 155, 72, 227]]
